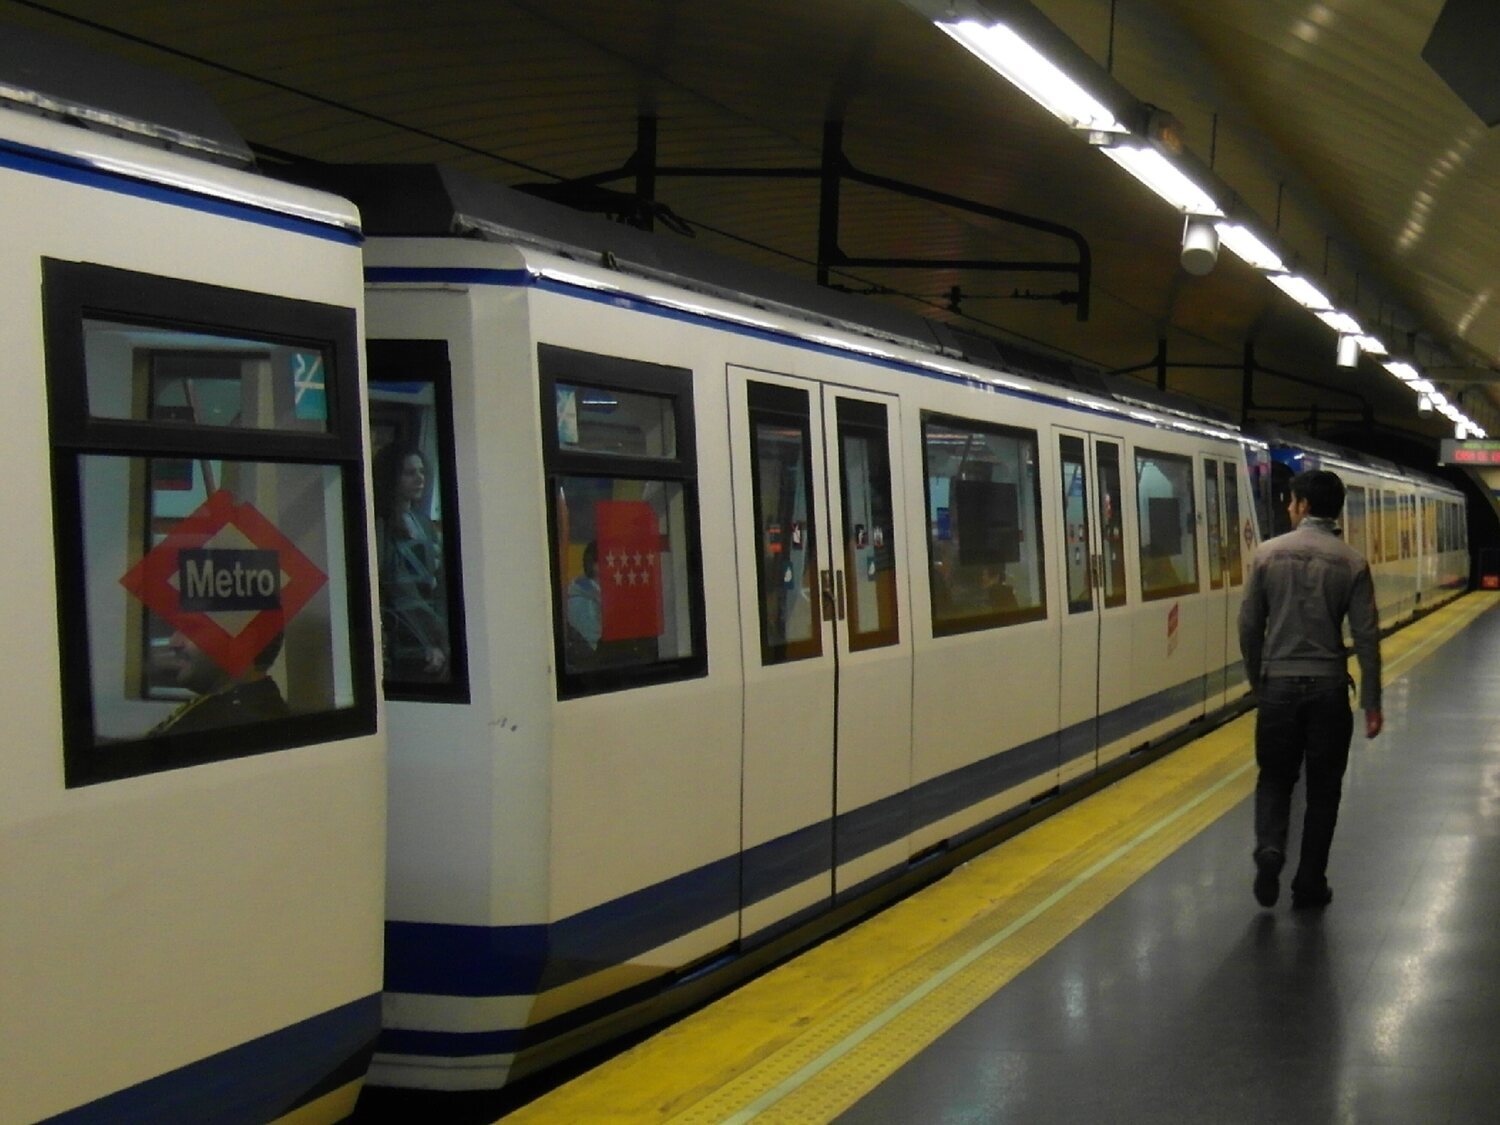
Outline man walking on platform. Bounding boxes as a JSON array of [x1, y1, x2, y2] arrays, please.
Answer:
[[1239, 469, 1383, 910]]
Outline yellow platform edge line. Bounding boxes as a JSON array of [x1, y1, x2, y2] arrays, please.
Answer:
[[506, 592, 1496, 1125]]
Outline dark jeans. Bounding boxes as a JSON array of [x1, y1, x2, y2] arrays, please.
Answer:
[[1254, 675, 1354, 894]]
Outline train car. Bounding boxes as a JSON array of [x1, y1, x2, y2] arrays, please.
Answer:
[[284, 163, 1265, 1093], [0, 32, 384, 1124], [1247, 426, 1468, 626]]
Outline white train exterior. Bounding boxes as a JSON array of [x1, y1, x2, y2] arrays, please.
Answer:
[[318, 166, 1270, 1092], [0, 35, 384, 1124]]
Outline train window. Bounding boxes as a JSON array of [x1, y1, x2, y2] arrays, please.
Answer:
[[84, 321, 331, 434], [539, 345, 705, 697], [1058, 435, 1092, 613], [367, 341, 469, 702], [1135, 449, 1199, 601], [1369, 490, 1384, 559], [922, 413, 1046, 634], [748, 382, 822, 664], [1382, 492, 1400, 562], [1344, 485, 1367, 557], [1205, 460, 1224, 591], [1223, 461, 1244, 587], [556, 382, 676, 458], [837, 398, 901, 650], [1096, 441, 1128, 608], [43, 260, 375, 786]]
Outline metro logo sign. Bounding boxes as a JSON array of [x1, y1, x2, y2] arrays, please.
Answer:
[[120, 490, 327, 677]]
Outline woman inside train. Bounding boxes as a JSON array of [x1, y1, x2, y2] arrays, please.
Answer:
[[373, 443, 450, 682]]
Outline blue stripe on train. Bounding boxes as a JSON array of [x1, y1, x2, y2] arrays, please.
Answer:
[[384, 664, 1247, 1005], [0, 139, 362, 245], [39, 995, 380, 1124]]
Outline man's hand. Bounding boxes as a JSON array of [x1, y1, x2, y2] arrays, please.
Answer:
[[1365, 708, 1384, 739]]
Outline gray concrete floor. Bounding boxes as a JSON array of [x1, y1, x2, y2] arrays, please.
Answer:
[[840, 605, 1500, 1124]]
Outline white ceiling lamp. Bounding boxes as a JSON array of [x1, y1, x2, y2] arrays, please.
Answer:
[[1355, 335, 1388, 356], [1411, 379, 1437, 394], [1267, 273, 1334, 311], [1216, 223, 1285, 272], [1180, 215, 1220, 275], [936, 19, 1126, 133], [1098, 143, 1224, 216], [1336, 334, 1361, 368]]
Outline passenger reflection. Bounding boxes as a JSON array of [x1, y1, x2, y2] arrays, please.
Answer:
[[566, 540, 602, 664], [149, 630, 288, 734], [373, 444, 449, 681]]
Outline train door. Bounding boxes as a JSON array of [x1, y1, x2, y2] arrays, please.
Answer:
[[1201, 456, 1227, 710], [1201, 456, 1233, 712], [1054, 428, 1131, 778], [728, 368, 913, 930]]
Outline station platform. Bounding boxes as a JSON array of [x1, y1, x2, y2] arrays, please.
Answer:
[[501, 592, 1500, 1124]]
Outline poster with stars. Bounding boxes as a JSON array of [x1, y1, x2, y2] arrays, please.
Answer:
[[596, 499, 664, 642]]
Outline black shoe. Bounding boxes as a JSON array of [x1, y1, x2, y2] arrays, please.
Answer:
[[1253, 848, 1283, 908], [1291, 883, 1333, 910]]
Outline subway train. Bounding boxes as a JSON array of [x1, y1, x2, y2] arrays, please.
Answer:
[[0, 33, 1472, 1120], [318, 166, 1469, 1095], [1, 32, 384, 1125], [1246, 426, 1468, 626]]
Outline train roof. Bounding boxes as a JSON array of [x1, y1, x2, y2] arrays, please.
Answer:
[[279, 159, 1240, 433], [0, 24, 360, 240], [0, 23, 252, 166]]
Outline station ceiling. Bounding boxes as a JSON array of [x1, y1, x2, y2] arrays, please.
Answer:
[[8, 0, 1499, 454]]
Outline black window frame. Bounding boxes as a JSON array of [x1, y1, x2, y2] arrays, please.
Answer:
[[366, 338, 471, 704], [43, 259, 377, 787], [538, 343, 707, 699]]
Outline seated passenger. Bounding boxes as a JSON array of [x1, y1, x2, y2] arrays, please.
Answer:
[[565, 541, 602, 665], [149, 631, 288, 735]]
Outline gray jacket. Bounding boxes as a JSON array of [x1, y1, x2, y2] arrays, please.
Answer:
[[1238, 515, 1381, 710]]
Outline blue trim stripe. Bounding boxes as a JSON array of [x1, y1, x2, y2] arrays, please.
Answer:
[[0, 138, 361, 246], [364, 266, 530, 286], [383, 666, 1232, 1009], [39, 995, 379, 1124], [742, 820, 833, 906], [362, 266, 1246, 441]]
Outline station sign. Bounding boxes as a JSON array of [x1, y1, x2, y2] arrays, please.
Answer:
[[1440, 439, 1500, 466], [120, 490, 327, 677]]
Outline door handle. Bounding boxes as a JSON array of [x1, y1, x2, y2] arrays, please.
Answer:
[[820, 569, 836, 621], [1091, 552, 1103, 590]]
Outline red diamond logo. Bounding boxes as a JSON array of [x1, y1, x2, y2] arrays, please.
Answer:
[[120, 490, 328, 679]]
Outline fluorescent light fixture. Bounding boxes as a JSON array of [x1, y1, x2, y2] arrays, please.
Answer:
[[938, 20, 1125, 132], [1317, 310, 1364, 335], [1266, 273, 1333, 311], [1384, 361, 1420, 382], [1411, 379, 1436, 394], [1429, 391, 1449, 408], [1216, 223, 1285, 271], [1417, 394, 1434, 414], [1356, 335, 1388, 356], [1100, 144, 1224, 216]]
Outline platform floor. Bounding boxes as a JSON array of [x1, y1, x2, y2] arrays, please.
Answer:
[[506, 593, 1500, 1124]]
